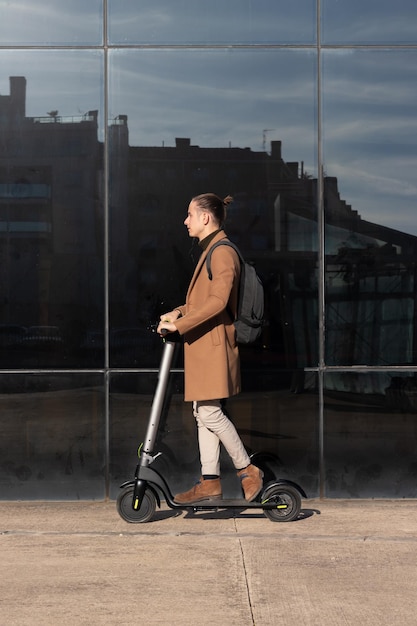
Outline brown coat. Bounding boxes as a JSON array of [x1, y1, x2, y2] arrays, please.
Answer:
[[175, 230, 241, 402]]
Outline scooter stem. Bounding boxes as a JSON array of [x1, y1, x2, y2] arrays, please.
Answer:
[[141, 339, 177, 464]]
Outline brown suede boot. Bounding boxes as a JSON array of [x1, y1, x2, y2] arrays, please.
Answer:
[[237, 464, 264, 502], [174, 477, 222, 504]]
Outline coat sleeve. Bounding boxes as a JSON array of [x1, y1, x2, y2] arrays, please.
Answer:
[[175, 245, 239, 336]]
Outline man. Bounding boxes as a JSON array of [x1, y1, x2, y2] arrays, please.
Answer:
[[157, 193, 263, 504]]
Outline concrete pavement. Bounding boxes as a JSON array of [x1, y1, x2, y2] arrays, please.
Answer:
[[0, 499, 416, 625]]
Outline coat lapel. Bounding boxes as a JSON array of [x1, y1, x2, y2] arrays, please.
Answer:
[[186, 231, 227, 298], [186, 248, 208, 298]]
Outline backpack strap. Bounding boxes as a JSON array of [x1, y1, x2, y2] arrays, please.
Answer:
[[206, 240, 243, 280], [206, 240, 243, 322]]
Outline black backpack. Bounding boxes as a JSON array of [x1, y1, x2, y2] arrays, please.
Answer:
[[206, 240, 264, 344]]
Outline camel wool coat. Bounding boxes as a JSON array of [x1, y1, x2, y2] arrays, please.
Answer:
[[174, 230, 241, 402]]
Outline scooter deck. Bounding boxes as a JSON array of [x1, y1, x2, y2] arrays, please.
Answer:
[[170, 498, 279, 510]]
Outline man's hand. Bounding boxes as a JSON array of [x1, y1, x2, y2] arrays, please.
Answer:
[[157, 309, 181, 335]]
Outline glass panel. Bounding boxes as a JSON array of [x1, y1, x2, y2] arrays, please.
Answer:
[[110, 371, 319, 498], [0, 51, 105, 368], [0, 373, 105, 499], [324, 371, 417, 497], [108, 48, 318, 369], [322, 0, 417, 45], [108, 0, 316, 45], [0, 0, 103, 46], [323, 49, 417, 366]]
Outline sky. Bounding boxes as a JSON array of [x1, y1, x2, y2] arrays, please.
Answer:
[[0, 0, 417, 236]]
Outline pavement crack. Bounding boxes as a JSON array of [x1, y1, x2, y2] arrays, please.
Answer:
[[238, 537, 255, 625], [234, 518, 255, 626]]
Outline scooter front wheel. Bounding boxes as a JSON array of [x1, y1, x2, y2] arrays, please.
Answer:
[[117, 485, 156, 523], [261, 484, 301, 522]]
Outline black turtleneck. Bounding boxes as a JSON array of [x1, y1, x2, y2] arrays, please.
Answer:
[[199, 228, 224, 251]]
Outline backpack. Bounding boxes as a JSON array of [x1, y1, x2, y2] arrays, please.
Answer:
[[206, 240, 264, 344]]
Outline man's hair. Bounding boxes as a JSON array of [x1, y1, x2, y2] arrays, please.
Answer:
[[192, 193, 233, 227]]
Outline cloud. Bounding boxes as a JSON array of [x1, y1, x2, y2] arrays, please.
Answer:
[[0, 0, 102, 44], [322, 0, 417, 43], [108, 0, 316, 45]]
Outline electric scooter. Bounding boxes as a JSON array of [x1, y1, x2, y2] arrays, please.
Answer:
[[117, 332, 307, 523]]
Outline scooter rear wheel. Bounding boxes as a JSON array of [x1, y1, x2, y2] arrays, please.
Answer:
[[261, 484, 301, 522], [117, 485, 156, 523]]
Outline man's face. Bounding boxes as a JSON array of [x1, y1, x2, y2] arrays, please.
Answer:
[[184, 200, 206, 239]]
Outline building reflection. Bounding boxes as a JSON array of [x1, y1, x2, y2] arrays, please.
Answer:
[[325, 177, 417, 368], [0, 76, 104, 367], [1, 74, 417, 391]]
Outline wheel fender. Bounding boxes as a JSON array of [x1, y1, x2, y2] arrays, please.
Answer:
[[249, 451, 282, 467], [119, 479, 135, 489], [264, 479, 307, 499]]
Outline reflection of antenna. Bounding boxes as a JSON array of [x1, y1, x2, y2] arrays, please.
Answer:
[[262, 128, 275, 152]]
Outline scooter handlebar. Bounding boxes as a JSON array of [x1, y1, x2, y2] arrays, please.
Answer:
[[148, 323, 182, 343]]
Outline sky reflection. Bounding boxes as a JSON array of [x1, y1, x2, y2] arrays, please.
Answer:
[[0, 51, 103, 133], [322, 0, 417, 44], [0, 0, 102, 45], [323, 49, 417, 235], [109, 48, 316, 170], [107, 0, 316, 45]]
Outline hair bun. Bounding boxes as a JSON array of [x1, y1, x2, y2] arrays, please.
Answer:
[[223, 195, 233, 206]]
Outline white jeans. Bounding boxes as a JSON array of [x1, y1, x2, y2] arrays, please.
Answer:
[[193, 400, 251, 476]]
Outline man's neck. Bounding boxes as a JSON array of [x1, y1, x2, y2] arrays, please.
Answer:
[[199, 228, 223, 250]]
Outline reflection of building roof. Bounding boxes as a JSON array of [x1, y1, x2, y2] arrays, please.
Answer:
[[130, 136, 269, 162], [32, 112, 98, 125]]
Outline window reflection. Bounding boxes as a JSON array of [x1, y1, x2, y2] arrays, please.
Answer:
[[323, 49, 417, 236], [0, 53, 105, 368], [325, 201, 417, 365], [324, 371, 417, 497], [323, 50, 417, 366], [108, 0, 316, 45], [322, 0, 417, 45], [0, 373, 105, 500], [0, 0, 103, 46]]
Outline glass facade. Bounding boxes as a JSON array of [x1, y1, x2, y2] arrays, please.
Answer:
[[0, 1, 416, 500]]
